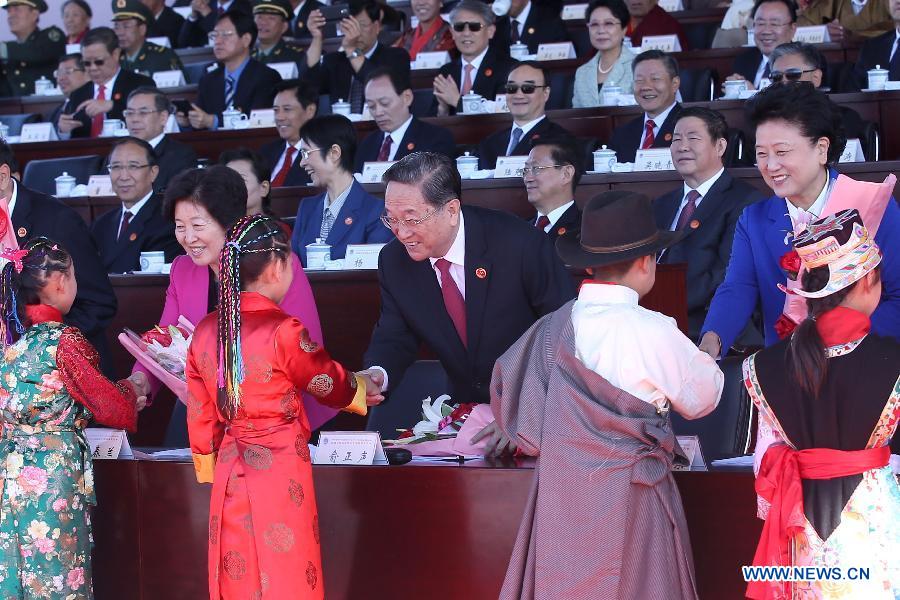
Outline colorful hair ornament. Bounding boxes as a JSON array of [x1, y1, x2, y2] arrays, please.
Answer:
[[1, 247, 28, 273]]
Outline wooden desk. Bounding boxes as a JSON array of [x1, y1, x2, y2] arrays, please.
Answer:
[[91, 460, 760, 600]]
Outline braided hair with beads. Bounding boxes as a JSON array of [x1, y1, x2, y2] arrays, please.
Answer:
[[217, 215, 291, 419]]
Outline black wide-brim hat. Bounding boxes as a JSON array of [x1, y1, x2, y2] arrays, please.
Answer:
[[556, 190, 683, 269]]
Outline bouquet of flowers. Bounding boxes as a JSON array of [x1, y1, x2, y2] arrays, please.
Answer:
[[383, 395, 493, 457], [118, 316, 194, 405]]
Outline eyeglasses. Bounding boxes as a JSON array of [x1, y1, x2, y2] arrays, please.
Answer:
[[123, 108, 163, 118], [504, 83, 548, 95], [518, 164, 565, 177], [452, 21, 484, 32], [769, 67, 818, 83], [83, 58, 107, 67], [208, 30, 237, 41], [381, 204, 445, 230], [587, 19, 622, 30], [53, 67, 84, 78], [108, 163, 151, 175], [751, 20, 792, 29], [298, 146, 326, 161]]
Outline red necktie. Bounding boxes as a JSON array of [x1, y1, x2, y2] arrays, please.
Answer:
[[461, 63, 474, 96], [90, 84, 106, 138], [118, 210, 132, 241], [271, 146, 296, 188], [377, 135, 393, 161], [641, 119, 656, 150], [535, 215, 550, 230], [675, 190, 700, 230], [435, 258, 466, 346]]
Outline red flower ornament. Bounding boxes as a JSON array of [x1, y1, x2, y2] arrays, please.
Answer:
[[780, 249, 801, 281]]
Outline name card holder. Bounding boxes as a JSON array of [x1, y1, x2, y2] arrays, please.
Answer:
[[793, 25, 830, 44], [19, 123, 57, 143], [657, 0, 684, 12], [147, 36, 171, 48], [249, 108, 276, 128], [494, 155, 528, 178], [65, 43, 81, 54], [672, 435, 706, 471], [344, 244, 387, 269], [360, 160, 395, 183], [269, 61, 299, 80], [839, 138, 865, 162], [634, 148, 675, 172], [314, 431, 388, 465], [640, 34, 681, 52], [152, 69, 186, 88], [87, 175, 114, 197], [561, 3, 588, 19], [536, 42, 576, 61], [173, 5, 193, 19], [493, 94, 509, 112], [412, 50, 452, 70], [86, 428, 134, 460]]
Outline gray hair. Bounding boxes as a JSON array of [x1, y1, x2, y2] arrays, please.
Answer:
[[382, 152, 461, 208], [449, 0, 495, 25], [769, 42, 825, 72]]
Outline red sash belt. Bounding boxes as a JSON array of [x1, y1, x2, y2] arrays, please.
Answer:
[[746, 444, 890, 600], [409, 18, 444, 59]]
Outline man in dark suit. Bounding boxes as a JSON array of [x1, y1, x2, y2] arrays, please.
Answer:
[[259, 79, 318, 188], [653, 107, 764, 338], [431, 0, 516, 116], [853, 0, 900, 89], [177, 0, 253, 48], [523, 136, 583, 244], [124, 87, 197, 194], [289, 0, 324, 38], [58, 27, 156, 139], [91, 138, 181, 274], [609, 49, 681, 163], [724, 0, 796, 92], [0, 141, 117, 375], [50, 54, 90, 136], [478, 61, 572, 169], [179, 9, 281, 130], [355, 67, 456, 172], [360, 152, 575, 406], [491, 0, 570, 55], [303, 0, 410, 114], [142, 0, 186, 48]]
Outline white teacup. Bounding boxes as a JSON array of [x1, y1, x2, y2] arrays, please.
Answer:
[[461, 93, 487, 114], [868, 66, 889, 91], [102, 119, 125, 136], [0, 123, 8, 140], [139, 251, 165, 273], [723, 79, 747, 99]]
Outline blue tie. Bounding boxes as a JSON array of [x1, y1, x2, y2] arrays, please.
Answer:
[[224, 75, 235, 108]]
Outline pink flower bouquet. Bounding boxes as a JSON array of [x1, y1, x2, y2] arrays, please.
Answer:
[[383, 395, 494, 457], [118, 316, 194, 405]]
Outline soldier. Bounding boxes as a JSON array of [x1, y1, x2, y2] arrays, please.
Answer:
[[141, 0, 186, 49], [0, 0, 65, 97], [113, 0, 185, 78], [252, 0, 311, 77]]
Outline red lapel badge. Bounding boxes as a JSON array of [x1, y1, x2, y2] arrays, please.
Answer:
[[527, 27, 535, 34], [557, 227, 566, 236], [484, 68, 493, 78], [344, 216, 353, 226], [689, 219, 700, 229], [129, 232, 138, 241], [16, 227, 26, 238], [407, 142, 415, 151], [475, 267, 487, 279], [114, 92, 122, 101], [664, 133, 672, 142]]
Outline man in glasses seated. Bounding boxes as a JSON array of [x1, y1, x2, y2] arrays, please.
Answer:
[[90, 137, 181, 274], [853, 0, 900, 89], [522, 136, 583, 244], [113, 0, 184, 78], [430, 0, 515, 116], [50, 54, 89, 136], [59, 26, 156, 139], [724, 0, 797, 92], [477, 61, 573, 169], [354, 67, 456, 172]]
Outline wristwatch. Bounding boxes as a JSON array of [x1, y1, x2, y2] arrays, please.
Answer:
[[344, 47, 363, 59]]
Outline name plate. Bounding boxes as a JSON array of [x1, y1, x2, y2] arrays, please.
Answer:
[[493, 94, 509, 112], [147, 36, 171, 48], [494, 155, 529, 178], [173, 5, 192, 18], [86, 428, 134, 460], [793, 25, 830, 44], [536, 42, 576, 61], [839, 138, 865, 162], [66, 43, 81, 54], [87, 175, 114, 197], [314, 431, 388, 465], [412, 50, 451, 70], [561, 3, 588, 19], [360, 160, 395, 183], [634, 148, 675, 171], [658, 0, 684, 11], [249, 108, 276, 128], [269, 61, 299, 80], [672, 435, 706, 471], [19, 122, 57, 143], [640, 34, 681, 52], [152, 69, 186, 88], [344, 243, 386, 269]]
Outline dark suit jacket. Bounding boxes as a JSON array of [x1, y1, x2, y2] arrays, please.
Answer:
[[305, 43, 410, 104], [154, 136, 197, 194], [429, 48, 516, 116], [853, 29, 895, 89], [89, 194, 183, 274], [196, 59, 281, 124], [148, 6, 186, 49], [65, 70, 157, 138], [533, 202, 581, 245], [653, 171, 765, 338], [492, 5, 570, 55], [291, 0, 325, 38], [732, 47, 764, 83], [290, 179, 394, 265], [354, 118, 456, 172], [11, 181, 117, 374], [478, 117, 571, 169], [177, 0, 252, 48], [364, 205, 575, 404], [260, 139, 311, 187], [608, 103, 682, 163]]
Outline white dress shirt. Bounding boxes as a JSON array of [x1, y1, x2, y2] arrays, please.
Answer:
[[786, 175, 832, 231], [147, 132, 165, 149], [6, 178, 19, 218], [643, 102, 676, 141], [460, 47, 489, 87], [572, 282, 723, 418], [537, 200, 574, 232], [120, 191, 153, 234], [753, 56, 770, 89], [669, 167, 724, 230], [95, 69, 121, 100], [511, 2, 532, 38], [890, 29, 900, 62], [506, 115, 545, 155], [272, 140, 302, 175], [382, 115, 414, 161], [324, 180, 353, 222]]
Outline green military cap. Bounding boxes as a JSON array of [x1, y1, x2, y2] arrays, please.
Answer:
[[2, 0, 49, 12], [253, 0, 293, 20], [111, 0, 154, 23]]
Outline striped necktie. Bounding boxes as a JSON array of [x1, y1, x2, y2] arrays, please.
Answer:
[[224, 74, 236, 109]]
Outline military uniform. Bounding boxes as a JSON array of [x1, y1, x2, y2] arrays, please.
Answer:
[[0, 25, 65, 97], [252, 38, 309, 76], [122, 41, 185, 77]]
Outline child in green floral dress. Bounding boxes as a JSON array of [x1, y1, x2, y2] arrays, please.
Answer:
[[0, 239, 149, 599]]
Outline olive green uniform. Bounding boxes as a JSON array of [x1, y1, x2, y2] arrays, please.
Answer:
[[252, 38, 309, 77], [121, 41, 185, 78], [0, 25, 65, 97]]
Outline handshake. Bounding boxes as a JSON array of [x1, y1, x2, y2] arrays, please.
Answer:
[[355, 369, 386, 407]]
